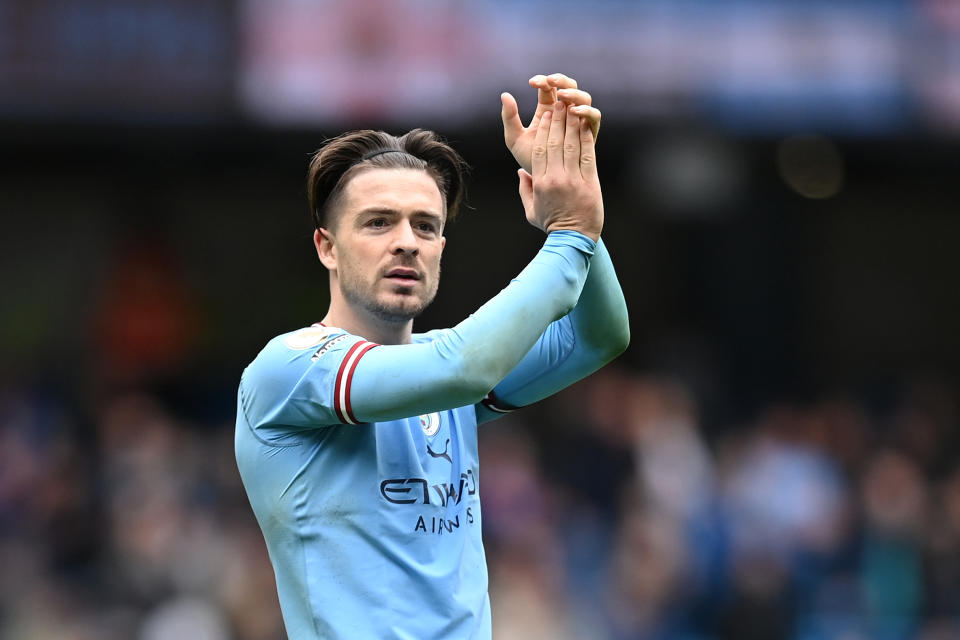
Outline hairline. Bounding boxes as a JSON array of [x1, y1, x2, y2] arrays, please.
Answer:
[[322, 165, 448, 232]]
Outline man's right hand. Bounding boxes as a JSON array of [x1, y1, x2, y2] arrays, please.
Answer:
[[518, 100, 604, 242]]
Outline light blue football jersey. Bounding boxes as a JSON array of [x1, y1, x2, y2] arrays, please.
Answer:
[[237, 326, 490, 639]]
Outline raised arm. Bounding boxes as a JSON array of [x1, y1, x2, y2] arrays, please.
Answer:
[[241, 105, 605, 429], [478, 76, 628, 420], [350, 102, 606, 423]]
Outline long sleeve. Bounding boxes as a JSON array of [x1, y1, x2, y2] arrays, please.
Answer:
[[476, 238, 629, 422]]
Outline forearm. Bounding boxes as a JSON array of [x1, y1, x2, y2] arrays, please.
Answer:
[[480, 238, 628, 415], [452, 230, 598, 387], [569, 238, 630, 354]]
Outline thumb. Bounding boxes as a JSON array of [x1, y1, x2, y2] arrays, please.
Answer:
[[517, 168, 534, 217], [501, 92, 523, 145]]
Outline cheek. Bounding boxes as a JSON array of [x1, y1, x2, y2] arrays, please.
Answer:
[[427, 250, 444, 275], [341, 242, 372, 271], [337, 251, 366, 284]]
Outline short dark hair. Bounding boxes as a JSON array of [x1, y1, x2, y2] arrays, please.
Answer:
[[307, 129, 468, 230]]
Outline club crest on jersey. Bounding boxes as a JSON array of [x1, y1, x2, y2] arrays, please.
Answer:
[[419, 412, 441, 436], [285, 325, 341, 350]]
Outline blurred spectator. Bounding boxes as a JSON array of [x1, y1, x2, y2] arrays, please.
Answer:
[[93, 239, 198, 385]]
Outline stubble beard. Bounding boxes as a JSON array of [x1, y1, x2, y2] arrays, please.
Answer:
[[339, 266, 440, 325]]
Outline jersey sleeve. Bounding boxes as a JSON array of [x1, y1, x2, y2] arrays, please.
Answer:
[[475, 238, 629, 424], [238, 325, 378, 435]]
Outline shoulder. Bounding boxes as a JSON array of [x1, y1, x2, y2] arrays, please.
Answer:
[[243, 324, 368, 385], [239, 324, 378, 429], [281, 324, 352, 351], [254, 324, 353, 363]]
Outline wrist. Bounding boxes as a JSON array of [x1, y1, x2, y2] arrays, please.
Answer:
[[546, 223, 600, 243]]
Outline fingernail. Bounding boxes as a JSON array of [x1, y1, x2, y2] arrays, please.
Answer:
[[555, 101, 564, 112]]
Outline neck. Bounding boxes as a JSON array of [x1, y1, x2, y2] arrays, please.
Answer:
[[322, 297, 414, 346]]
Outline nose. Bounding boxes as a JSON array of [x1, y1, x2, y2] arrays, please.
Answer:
[[390, 221, 419, 256]]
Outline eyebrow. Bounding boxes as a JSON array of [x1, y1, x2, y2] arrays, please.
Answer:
[[356, 207, 444, 224]]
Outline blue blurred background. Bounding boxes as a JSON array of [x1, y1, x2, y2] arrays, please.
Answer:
[[2, 1, 960, 638]]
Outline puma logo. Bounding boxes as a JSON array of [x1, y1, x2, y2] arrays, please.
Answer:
[[426, 438, 452, 464]]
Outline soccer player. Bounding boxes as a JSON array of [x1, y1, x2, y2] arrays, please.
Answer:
[[235, 74, 628, 639]]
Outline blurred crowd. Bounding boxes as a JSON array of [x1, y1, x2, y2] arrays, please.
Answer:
[[0, 385, 280, 640], [1, 364, 958, 640], [484, 370, 960, 640]]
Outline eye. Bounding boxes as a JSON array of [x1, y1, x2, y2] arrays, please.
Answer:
[[417, 222, 437, 233], [367, 218, 388, 229]]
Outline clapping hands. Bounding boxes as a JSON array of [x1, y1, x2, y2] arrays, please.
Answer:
[[501, 73, 601, 175], [516, 99, 603, 242]]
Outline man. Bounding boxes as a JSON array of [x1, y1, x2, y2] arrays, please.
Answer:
[[235, 74, 629, 639]]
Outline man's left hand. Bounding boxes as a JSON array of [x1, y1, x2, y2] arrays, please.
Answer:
[[501, 73, 601, 174]]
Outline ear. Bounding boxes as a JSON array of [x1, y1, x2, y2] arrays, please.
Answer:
[[440, 235, 446, 254], [314, 228, 337, 271]]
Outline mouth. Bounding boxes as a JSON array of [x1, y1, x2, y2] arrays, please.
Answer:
[[384, 268, 421, 287]]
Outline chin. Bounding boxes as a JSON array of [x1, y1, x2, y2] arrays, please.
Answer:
[[369, 306, 423, 324], [368, 295, 429, 324]]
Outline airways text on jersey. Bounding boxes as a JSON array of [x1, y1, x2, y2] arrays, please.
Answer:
[[380, 465, 478, 535]]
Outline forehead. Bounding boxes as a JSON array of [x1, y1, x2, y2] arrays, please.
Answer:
[[339, 168, 444, 218]]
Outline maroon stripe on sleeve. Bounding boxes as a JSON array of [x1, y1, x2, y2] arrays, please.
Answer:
[[481, 391, 516, 414], [334, 341, 365, 424], [343, 342, 379, 424]]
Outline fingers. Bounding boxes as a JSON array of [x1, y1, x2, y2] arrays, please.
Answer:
[[528, 75, 557, 128], [556, 88, 591, 106], [544, 73, 578, 90], [579, 117, 598, 180], [546, 101, 566, 174], [528, 74, 579, 101], [555, 88, 600, 142], [570, 104, 601, 143], [527, 75, 597, 178], [532, 109, 551, 177], [528, 74, 557, 100], [537, 100, 594, 178], [529, 74, 579, 92], [500, 92, 523, 147], [563, 100, 581, 174], [528, 73, 579, 125]]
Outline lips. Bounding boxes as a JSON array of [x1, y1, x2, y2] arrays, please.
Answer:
[[384, 268, 420, 285]]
